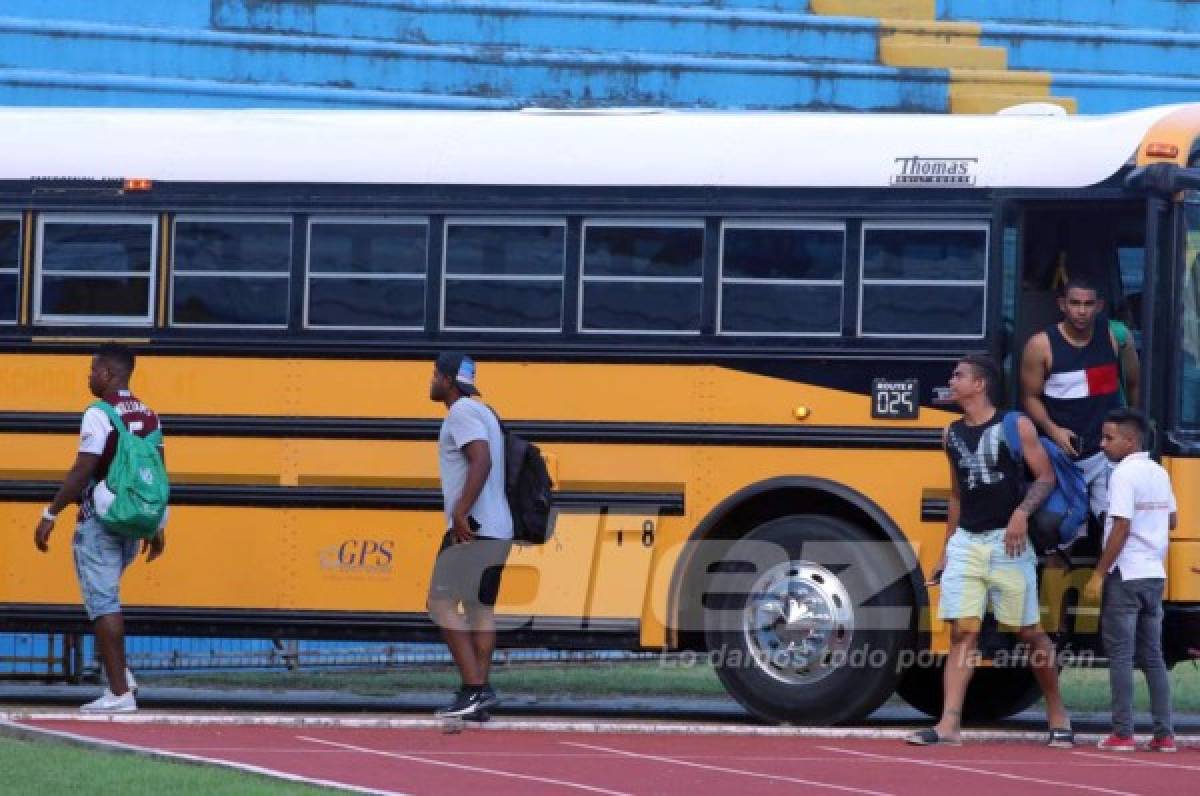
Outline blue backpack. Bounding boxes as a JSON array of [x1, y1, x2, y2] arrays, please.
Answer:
[[1001, 412, 1090, 554]]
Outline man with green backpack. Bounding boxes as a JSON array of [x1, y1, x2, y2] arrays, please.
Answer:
[[33, 343, 169, 713]]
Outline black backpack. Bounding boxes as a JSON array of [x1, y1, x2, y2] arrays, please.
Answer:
[[487, 407, 555, 545]]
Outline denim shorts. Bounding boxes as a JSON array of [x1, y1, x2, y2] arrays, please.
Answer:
[[938, 528, 1040, 629], [72, 516, 139, 620]]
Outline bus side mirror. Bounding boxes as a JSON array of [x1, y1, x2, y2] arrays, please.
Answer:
[[1126, 163, 1200, 195]]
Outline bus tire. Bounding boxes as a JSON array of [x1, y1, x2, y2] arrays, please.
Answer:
[[895, 662, 1042, 721], [702, 514, 914, 725]]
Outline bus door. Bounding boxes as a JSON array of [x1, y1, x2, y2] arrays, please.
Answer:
[[1004, 196, 1150, 643], [1161, 194, 1200, 662]]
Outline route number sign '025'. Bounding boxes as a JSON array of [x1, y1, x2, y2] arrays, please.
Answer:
[[871, 378, 919, 420]]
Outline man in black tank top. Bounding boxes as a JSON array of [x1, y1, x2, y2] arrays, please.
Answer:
[[1021, 277, 1140, 539], [907, 354, 1072, 748]]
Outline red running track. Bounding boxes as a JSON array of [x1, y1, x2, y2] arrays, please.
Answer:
[[14, 719, 1200, 796]]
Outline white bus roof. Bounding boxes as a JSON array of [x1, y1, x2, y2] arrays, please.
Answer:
[[0, 105, 1188, 189]]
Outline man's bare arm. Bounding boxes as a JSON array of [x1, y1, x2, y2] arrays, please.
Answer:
[[1016, 414, 1055, 513], [930, 430, 958, 584], [1021, 332, 1080, 456], [1095, 516, 1132, 578], [1120, 334, 1140, 409], [48, 451, 101, 515], [1020, 333, 1056, 434]]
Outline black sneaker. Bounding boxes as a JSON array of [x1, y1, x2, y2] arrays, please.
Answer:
[[434, 688, 470, 718], [435, 688, 490, 719], [478, 684, 500, 711], [462, 710, 491, 723]]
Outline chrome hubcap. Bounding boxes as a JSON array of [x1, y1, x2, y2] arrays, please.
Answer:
[[743, 560, 854, 685]]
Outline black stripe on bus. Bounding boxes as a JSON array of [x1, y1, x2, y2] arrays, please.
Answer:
[[0, 335, 973, 362], [0, 605, 641, 646], [0, 412, 944, 449], [921, 497, 950, 523], [0, 481, 683, 514]]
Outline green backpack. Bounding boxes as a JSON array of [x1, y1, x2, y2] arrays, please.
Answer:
[[1110, 319, 1130, 405], [90, 401, 169, 539]]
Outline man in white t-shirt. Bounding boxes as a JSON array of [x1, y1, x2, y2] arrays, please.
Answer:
[[1086, 408, 1177, 752], [426, 352, 513, 720]]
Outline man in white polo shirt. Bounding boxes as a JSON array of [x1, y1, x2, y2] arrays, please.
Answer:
[[1086, 408, 1177, 752]]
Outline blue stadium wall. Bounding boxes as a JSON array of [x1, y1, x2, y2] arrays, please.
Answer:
[[0, 0, 1198, 113]]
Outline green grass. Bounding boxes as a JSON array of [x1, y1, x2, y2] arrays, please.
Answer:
[[144, 660, 1200, 712], [144, 660, 725, 698], [1057, 665, 1200, 713], [0, 736, 326, 795]]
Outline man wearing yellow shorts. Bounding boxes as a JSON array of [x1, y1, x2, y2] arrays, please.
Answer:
[[907, 354, 1072, 748]]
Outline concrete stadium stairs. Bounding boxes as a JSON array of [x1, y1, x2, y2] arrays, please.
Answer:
[[0, 0, 1196, 112]]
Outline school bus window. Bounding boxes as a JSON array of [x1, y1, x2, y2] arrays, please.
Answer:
[[859, 223, 988, 338], [580, 220, 704, 334], [0, 216, 19, 324], [35, 214, 156, 326], [442, 219, 565, 332], [171, 215, 291, 328], [719, 222, 844, 336], [306, 218, 428, 330]]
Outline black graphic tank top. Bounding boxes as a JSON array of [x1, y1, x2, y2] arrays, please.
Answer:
[[946, 412, 1024, 532]]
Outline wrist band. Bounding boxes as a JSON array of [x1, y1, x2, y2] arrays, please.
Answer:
[[41, 506, 57, 522]]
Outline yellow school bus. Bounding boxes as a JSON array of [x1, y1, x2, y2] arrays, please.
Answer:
[[0, 105, 1197, 724]]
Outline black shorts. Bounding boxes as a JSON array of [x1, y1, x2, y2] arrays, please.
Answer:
[[428, 531, 512, 608]]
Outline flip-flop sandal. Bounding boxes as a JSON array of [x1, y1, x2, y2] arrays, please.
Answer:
[[1047, 728, 1075, 748], [905, 728, 962, 746]]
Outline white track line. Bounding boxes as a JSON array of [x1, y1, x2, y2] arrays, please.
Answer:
[[819, 745, 1142, 796], [10, 711, 1185, 745], [298, 735, 632, 796], [1072, 750, 1200, 772], [0, 719, 403, 796], [564, 741, 895, 796]]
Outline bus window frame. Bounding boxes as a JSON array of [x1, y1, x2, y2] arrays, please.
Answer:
[[578, 217, 705, 336], [34, 212, 158, 327], [857, 219, 990, 340], [303, 215, 430, 332], [0, 212, 19, 326], [715, 219, 846, 338], [1175, 197, 1200, 435], [169, 213, 293, 330], [440, 216, 567, 334]]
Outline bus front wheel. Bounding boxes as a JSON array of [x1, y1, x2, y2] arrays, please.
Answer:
[[702, 514, 915, 725]]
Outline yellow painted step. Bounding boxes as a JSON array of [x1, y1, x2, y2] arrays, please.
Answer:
[[951, 93, 1078, 114], [811, 0, 934, 20], [949, 67, 1053, 94], [881, 37, 1007, 69]]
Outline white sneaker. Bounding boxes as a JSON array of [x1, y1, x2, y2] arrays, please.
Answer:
[[80, 688, 137, 713]]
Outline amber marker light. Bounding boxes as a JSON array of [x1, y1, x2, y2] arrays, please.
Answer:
[[1145, 142, 1180, 159], [123, 177, 154, 192], [793, 406, 811, 420]]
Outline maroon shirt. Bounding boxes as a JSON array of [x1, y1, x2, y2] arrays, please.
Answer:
[[78, 388, 161, 520]]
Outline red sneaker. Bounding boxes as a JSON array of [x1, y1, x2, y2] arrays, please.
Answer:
[[1146, 737, 1178, 753], [1097, 734, 1136, 751]]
